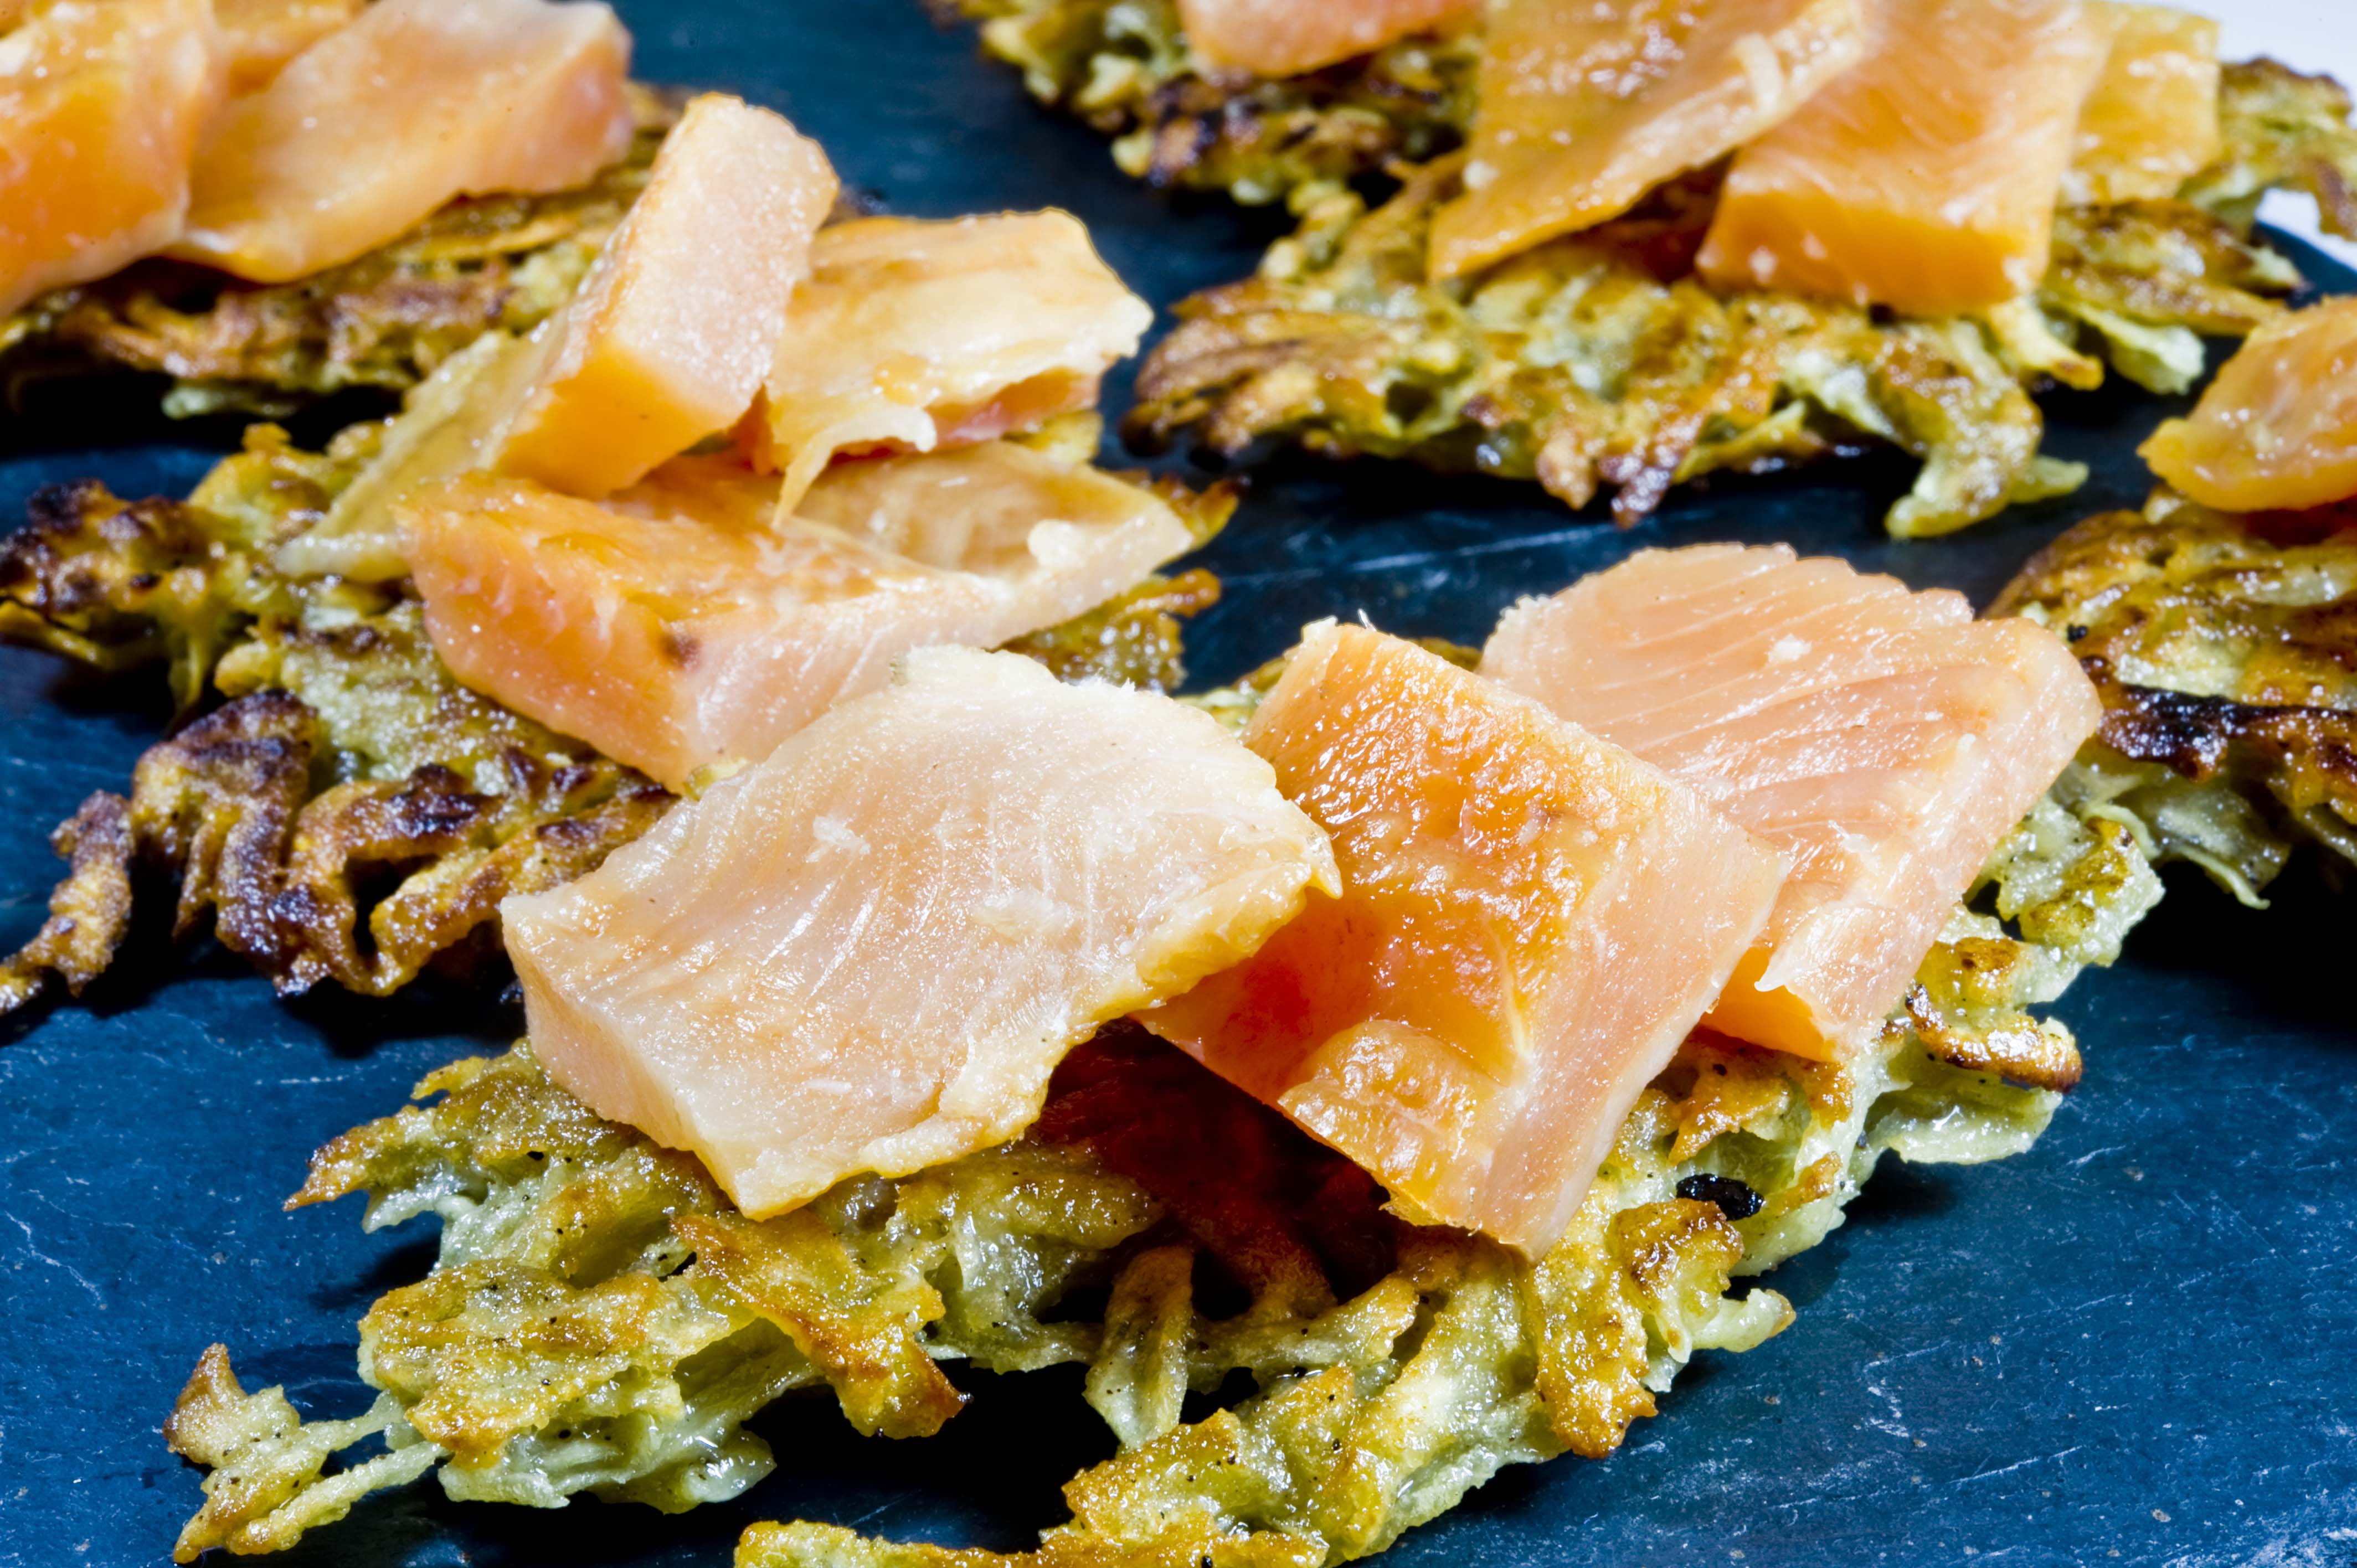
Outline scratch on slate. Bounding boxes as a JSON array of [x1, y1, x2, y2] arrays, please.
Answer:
[[9, 1214, 105, 1308], [1218, 526, 1605, 590], [1954, 1446, 2082, 1487]]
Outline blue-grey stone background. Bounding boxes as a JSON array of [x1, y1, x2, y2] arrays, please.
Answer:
[[0, 3, 2350, 1564]]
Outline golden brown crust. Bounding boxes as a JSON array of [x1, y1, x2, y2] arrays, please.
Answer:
[[1122, 154, 2300, 536], [950, 0, 1476, 204], [0, 793, 131, 1012], [0, 441, 1227, 1014], [167, 944, 2091, 1559], [0, 685, 670, 1012], [1995, 496, 2357, 881]]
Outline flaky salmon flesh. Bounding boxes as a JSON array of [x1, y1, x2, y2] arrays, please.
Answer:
[[2062, 1, 2221, 207], [1484, 544, 2101, 1061], [502, 647, 1337, 1220], [495, 94, 840, 501], [402, 444, 1198, 792], [1696, 0, 2107, 316], [1430, 0, 1866, 281], [283, 123, 1145, 587], [753, 213, 1154, 512], [1176, 0, 1481, 78], [0, 0, 222, 318], [215, 0, 366, 93], [1143, 623, 1785, 1255], [2139, 296, 2357, 515], [172, 0, 635, 283]]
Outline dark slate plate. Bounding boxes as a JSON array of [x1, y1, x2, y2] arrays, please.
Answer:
[[2, 4, 2353, 1565]]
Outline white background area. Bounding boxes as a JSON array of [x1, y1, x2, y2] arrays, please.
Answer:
[[2212, 0, 2357, 267]]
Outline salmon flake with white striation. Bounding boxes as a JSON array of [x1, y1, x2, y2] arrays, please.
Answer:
[[1484, 543, 2102, 1061], [403, 441, 1202, 792], [1143, 623, 1787, 1254], [503, 647, 1339, 1219], [755, 213, 1155, 512]]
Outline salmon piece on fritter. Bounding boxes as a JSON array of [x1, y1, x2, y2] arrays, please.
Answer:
[[753, 214, 1153, 512], [1143, 623, 1785, 1254], [503, 646, 1337, 1219], [1429, 0, 1866, 281], [2062, 2, 2221, 207], [1483, 544, 2101, 1061], [495, 94, 839, 499], [280, 96, 836, 576], [1695, 0, 2107, 316], [1177, 0, 1481, 79], [174, 0, 634, 282], [2139, 296, 2357, 515], [402, 443, 1197, 790], [0, 0, 222, 317]]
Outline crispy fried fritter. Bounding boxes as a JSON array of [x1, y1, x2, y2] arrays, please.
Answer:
[[2, 666, 669, 1007], [1105, 56, 2353, 535], [166, 1040, 1163, 1558], [0, 87, 682, 417], [2038, 201, 2303, 394], [166, 790, 2132, 1561], [2184, 58, 2357, 241], [0, 425, 672, 1005], [1995, 492, 2357, 898], [960, 0, 2357, 244], [0, 794, 131, 1013], [1003, 568, 1223, 690], [1127, 157, 2301, 535], [0, 426, 1229, 1013], [951, 0, 1476, 205]]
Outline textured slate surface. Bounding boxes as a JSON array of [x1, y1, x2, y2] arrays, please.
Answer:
[[1, 3, 2353, 1565]]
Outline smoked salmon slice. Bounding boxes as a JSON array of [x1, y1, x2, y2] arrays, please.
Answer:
[[0, 0, 222, 317], [217, 0, 364, 94], [1695, 0, 2108, 317], [1177, 0, 1481, 79], [174, 0, 634, 283], [2062, 2, 2221, 207], [494, 94, 839, 499], [2139, 296, 2357, 514], [281, 100, 835, 576], [1141, 623, 1785, 1254], [503, 646, 1338, 1219], [1429, 0, 1866, 281], [754, 214, 1154, 511], [1483, 545, 2101, 1061], [402, 443, 1198, 791]]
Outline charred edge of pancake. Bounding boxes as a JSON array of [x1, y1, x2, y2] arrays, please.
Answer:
[[2089, 662, 2357, 789], [1, 481, 206, 622], [1673, 1172, 1763, 1221], [0, 792, 133, 1014], [1900, 983, 2085, 1095], [0, 687, 672, 1017], [1993, 496, 2357, 892]]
